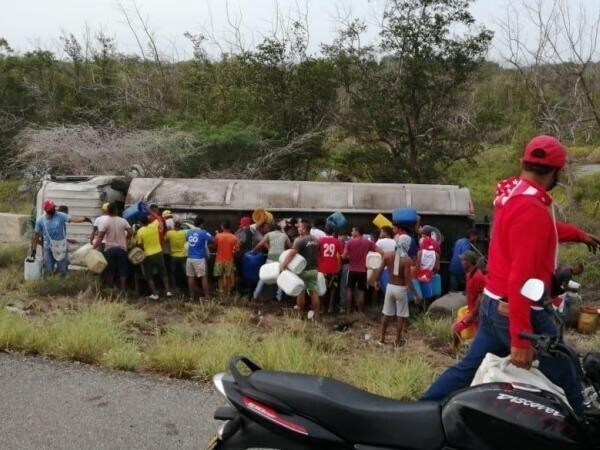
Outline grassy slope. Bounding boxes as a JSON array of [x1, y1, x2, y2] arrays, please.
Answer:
[[0, 179, 35, 215]]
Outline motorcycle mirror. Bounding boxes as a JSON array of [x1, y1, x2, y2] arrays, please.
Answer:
[[521, 279, 545, 302]]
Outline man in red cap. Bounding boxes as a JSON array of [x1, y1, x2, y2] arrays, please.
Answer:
[[32, 199, 92, 276], [422, 135, 599, 414]]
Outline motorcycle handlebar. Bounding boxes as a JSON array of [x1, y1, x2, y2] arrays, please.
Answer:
[[518, 331, 541, 343]]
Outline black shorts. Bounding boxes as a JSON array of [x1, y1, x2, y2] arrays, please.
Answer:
[[347, 271, 367, 291], [104, 247, 129, 279], [142, 253, 167, 280]]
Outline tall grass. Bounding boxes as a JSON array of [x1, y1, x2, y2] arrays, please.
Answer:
[[412, 314, 454, 343], [24, 271, 99, 298], [0, 244, 27, 269]]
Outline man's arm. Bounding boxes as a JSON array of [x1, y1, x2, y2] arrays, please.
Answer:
[[404, 260, 420, 302], [253, 236, 268, 253], [556, 222, 600, 253], [69, 215, 92, 224], [93, 231, 106, 249]]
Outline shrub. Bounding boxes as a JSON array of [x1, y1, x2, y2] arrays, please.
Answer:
[[0, 244, 27, 269]]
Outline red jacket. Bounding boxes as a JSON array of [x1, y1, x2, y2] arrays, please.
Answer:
[[485, 177, 586, 348]]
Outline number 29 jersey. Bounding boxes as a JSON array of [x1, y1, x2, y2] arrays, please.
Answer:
[[318, 236, 344, 274]]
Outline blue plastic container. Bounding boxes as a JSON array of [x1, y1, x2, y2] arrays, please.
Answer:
[[407, 279, 423, 302], [379, 268, 389, 293], [419, 280, 434, 299], [242, 251, 266, 285], [432, 274, 442, 297], [123, 201, 149, 224], [392, 208, 418, 225], [326, 211, 348, 232]]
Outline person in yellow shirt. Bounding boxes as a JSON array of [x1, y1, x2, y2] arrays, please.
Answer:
[[137, 216, 173, 300], [165, 221, 188, 290]]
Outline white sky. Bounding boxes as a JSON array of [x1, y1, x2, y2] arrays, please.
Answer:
[[1, 0, 598, 61]]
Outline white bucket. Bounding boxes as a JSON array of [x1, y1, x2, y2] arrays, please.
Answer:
[[277, 270, 305, 297], [278, 250, 307, 274], [317, 272, 327, 296], [259, 262, 280, 285], [24, 258, 43, 281], [366, 251, 382, 270], [84, 249, 108, 274], [71, 243, 93, 265]]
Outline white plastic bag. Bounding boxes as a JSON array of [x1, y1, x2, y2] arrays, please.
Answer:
[[471, 353, 569, 406]]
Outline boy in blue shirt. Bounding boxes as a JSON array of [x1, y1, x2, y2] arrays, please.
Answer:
[[448, 229, 479, 291], [186, 216, 214, 300]]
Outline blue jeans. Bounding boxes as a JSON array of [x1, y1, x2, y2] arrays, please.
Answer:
[[421, 296, 584, 415], [43, 246, 69, 277]]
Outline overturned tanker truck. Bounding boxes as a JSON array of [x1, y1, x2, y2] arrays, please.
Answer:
[[37, 176, 479, 291]]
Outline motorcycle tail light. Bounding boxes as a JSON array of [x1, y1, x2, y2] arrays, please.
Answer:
[[242, 396, 308, 436]]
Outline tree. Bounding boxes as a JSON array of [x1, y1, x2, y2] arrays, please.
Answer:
[[327, 0, 493, 182]]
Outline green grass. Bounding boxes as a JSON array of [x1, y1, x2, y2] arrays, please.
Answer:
[[558, 244, 600, 288], [0, 179, 34, 214], [0, 244, 27, 269], [412, 314, 454, 343], [23, 271, 99, 298]]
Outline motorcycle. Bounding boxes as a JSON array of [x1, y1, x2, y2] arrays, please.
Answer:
[[207, 278, 600, 450]]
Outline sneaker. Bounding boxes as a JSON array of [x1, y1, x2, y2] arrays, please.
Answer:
[[165, 291, 173, 298], [149, 294, 159, 300]]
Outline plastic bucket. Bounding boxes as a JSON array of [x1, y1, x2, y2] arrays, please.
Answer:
[[84, 249, 108, 274], [259, 262, 280, 285], [366, 251, 382, 270], [123, 202, 148, 224], [326, 212, 348, 232], [243, 252, 266, 284], [278, 250, 307, 275], [24, 258, 43, 281], [456, 305, 477, 339], [407, 279, 423, 302], [373, 214, 393, 230], [392, 208, 418, 225], [128, 247, 145, 265], [277, 270, 305, 297], [252, 209, 274, 225], [577, 306, 600, 334]]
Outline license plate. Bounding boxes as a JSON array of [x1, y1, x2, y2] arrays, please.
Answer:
[[204, 435, 219, 450]]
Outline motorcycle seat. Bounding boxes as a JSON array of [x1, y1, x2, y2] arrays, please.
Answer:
[[249, 370, 445, 449]]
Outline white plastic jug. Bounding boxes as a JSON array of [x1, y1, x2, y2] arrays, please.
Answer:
[[277, 270, 305, 297], [84, 249, 108, 274], [317, 272, 327, 296], [366, 251, 382, 270], [71, 243, 93, 265], [259, 262, 280, 285], [24, 258, 43, 281], [278, 249, 307, 274]]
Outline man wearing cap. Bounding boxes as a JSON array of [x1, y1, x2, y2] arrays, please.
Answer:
[[32, 200, 92, 277], [422, 135, 600, 414]]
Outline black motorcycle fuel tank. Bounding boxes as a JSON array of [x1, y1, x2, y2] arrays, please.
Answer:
[[442, 383, 590, 450]]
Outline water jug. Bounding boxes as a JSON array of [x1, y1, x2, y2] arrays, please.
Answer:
[[243, 252, 266, 285], [278, 250, 307, 274], [84, 249, 108, 274], [432, 273, 442, 297], [372, 214, 393, 229], [24, 257, 43, 281], [578, 306, 600, 334], [277, 270, 305, 297], [317, 272, 327, 296], [71, 243, 93, 265], [366, 251, 382, 270], [128, 247, 145, 265], [392, 208, 418, 225], [379, 268, 389, 293], [259, 262, 280, 285], [326, 212, 348, 232], [252, 209, 274, 225], [123, 201, 149, 224]]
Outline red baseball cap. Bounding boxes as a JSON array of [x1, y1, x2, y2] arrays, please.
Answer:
[[239, 216, 252, 228], [42, 199, 56, 212], [522, 135, 567, 168]]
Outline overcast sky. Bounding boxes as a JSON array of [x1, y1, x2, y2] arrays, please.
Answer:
[[1, 0, 598, 61]]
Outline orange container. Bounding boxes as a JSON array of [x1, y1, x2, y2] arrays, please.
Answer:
[[373, 214, 393, 229], [456, 305, 477, 340]]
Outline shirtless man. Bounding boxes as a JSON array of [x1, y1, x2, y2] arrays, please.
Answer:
[[376, 234, 421, 346]]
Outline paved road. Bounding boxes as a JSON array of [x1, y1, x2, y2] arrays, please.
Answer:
[[0, 352, 224, 450]]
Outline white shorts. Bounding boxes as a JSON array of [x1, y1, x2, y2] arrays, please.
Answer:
[[186, 258, 207, 278], [382, 284, 409, 318]]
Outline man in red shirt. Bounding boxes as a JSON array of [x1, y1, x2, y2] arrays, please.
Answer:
[[342, 226, 383, 315], [422, 135, 599, 414], [318, 224, 344, 313], [452, 251, 485, 349]]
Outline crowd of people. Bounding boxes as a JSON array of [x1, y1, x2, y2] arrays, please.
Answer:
[[33, 196, 487, 345]]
